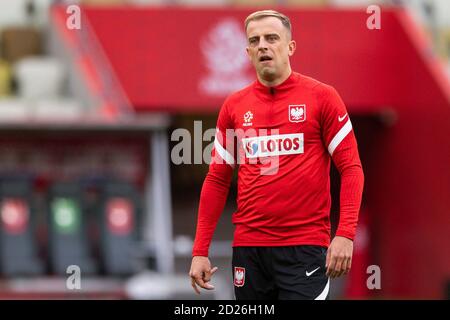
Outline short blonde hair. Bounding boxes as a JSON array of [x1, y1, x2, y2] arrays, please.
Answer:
[[244, 10, 292, 39]]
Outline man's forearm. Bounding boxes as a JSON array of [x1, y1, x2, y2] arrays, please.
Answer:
[[336, 165, 364, 240], [192, 165, 233, 256]]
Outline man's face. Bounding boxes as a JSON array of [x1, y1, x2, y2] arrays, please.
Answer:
[[246, 17, 296, 82]]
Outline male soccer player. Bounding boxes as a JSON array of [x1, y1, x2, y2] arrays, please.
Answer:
[[189, 10, 364, 300]]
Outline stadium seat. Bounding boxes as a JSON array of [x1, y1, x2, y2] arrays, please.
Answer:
[[0, 0, 29, 29], [437, 27, 450, 60], [0, 179, 44, 276], [14, 57, 65, 100], [0, 60, 12, 97], [97, 180, 141, 276], [0, 27, 42, 65], [47, 182, 98, 275]]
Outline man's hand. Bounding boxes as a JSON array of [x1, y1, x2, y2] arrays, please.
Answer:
[[326, 236, 353, 279], [189, 256, 218, 294]]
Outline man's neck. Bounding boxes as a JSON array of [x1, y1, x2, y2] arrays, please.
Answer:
[[257, 67, 292, 87]]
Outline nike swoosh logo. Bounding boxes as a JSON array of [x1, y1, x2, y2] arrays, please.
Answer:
[[306, 267, 320, 277], [338, 114, 348, 122]]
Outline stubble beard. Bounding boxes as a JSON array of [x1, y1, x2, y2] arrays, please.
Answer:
[[258, 66, 277, 82]]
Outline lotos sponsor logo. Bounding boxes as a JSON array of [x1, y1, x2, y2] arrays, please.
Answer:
[[245, 140, 259, 156], [242, 133, 304, 158]]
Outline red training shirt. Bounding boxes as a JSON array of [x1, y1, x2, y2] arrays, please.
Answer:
[[193, 72, 364, 257]]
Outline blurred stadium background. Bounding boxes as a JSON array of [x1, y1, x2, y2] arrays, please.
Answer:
[[0, 0, 448, 300]]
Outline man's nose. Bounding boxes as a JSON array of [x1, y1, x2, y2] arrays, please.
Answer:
[[257, 38, 268, 50]]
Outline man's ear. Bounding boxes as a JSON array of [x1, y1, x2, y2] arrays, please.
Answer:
[[288, 40, 296, 56], [246, 46, 252, 61]]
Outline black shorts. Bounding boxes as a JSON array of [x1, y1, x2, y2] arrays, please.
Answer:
[[232, 246, 330, 300]]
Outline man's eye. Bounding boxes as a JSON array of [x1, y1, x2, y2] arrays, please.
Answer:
[[268, 36, 277, 42], [249, 38, 258, 45]]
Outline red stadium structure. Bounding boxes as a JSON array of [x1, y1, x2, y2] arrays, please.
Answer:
[[52, 6, 450, 299]]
